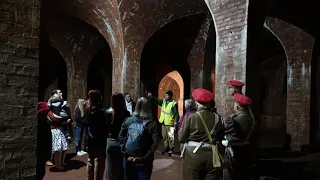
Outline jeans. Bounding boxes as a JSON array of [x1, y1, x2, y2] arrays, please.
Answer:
[[123, 159, 153, 180], [76, 126, 87, 152]]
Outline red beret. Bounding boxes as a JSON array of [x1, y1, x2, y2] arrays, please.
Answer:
[[192, 88, 214, 103], [38, 102, 50, 113], [227, 80, 245, 87], [234, 93, 252, 106]]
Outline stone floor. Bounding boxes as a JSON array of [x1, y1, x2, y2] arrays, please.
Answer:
[[43, 150, 182, 180]]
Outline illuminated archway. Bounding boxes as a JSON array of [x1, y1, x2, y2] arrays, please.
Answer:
[[157, 71, 184, 119]]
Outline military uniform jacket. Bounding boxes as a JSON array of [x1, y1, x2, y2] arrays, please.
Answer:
[[224, 109, 254, 144], [179, 109, 224, 144]]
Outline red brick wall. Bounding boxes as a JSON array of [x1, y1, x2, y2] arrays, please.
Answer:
[[264, 17, 316, 150], [205, 0, 248, 117], [0, 0, 40, 179]]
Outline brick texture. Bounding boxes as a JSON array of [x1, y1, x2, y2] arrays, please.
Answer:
[[188, 14, 212, 92], [264, 17, 316, 150], [205, 0, 248, 117], [45, 15, 106, 115], [0, 0, 40, 179]]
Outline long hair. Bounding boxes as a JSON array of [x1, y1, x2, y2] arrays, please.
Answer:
[[133, 97, 153, 120], [75, 99, 87, 118], [88, 90, 102, 111], [111, 92, 127, 121]]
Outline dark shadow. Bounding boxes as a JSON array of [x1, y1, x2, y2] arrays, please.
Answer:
[[64, 160, 87, 171]]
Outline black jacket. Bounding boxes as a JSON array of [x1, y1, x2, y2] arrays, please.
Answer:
[[105, 108, 131, 139], [75, 107, 88, 127], [87, 108, 109, 150]]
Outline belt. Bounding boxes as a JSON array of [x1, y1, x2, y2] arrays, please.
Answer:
[[187, 141, 211, 148]]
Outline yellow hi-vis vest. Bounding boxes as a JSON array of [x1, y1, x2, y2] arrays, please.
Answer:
[[159, 100, 177, 126]]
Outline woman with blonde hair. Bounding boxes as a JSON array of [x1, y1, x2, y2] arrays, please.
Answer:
[[75, 99, 89, 156], [119, 97, 161, 180]]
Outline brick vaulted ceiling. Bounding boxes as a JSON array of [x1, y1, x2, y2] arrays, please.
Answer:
[[44, 0, 208, 61]]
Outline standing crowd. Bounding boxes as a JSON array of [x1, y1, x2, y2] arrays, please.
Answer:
[[36, 79, 257, 180]]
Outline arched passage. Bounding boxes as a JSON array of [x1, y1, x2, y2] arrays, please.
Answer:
[[311, 39, 320, 146], [87, 46, 113, 107], [258, 27, 287, 149], [158, 71, 184, 119], [38, 45, 68, 101]]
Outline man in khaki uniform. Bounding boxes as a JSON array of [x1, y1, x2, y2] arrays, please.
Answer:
[[222, 93, 255, 180], [179, 88, 225, 180], [148, 91, 179, 155], [227, 80, 245, 114]]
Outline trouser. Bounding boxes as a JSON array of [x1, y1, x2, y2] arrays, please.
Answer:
[[106, 138, 124, 180], [223, 145, 251, 180], [87, 148, 106, 180], [36, 158, 46, 180], [123, 159, 153, 180], [182, 147, 221, 180], [76, 126, 88, 152], [162, 124, 175, 149]]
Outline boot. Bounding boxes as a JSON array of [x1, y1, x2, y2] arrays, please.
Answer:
[[161, 148, 169, 155]]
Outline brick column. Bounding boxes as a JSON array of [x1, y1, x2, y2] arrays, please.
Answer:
[[264, 17, 316, 150], [205, 0, 248, 117], [0, 1, 40, 179], [188, 14, 211, 92]]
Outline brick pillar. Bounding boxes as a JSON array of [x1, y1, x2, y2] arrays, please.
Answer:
[[264, 17, 316, 150], [205, 0, 248, 117], [188, 14, 211, 92], [0, 0, 40, 179]]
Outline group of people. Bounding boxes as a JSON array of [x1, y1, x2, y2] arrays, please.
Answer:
[[36, 79, 256, 180]]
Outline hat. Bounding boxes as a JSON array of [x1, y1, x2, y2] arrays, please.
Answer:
[[234, 93, 252, 106], [166, 91, 173, 97], [192, 88, 214, 103], [227, 80, 245, 87], [38, 102, 50, 113]]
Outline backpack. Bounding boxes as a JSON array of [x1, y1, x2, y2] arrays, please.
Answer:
[[124, 117, 152, 155]]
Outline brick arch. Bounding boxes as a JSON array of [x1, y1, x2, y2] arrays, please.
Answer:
[[158, 71, 184, 118], [46, 0, 124, 93], [264, 17, 316, 150]]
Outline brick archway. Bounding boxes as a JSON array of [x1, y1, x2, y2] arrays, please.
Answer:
[[158, 71, 184, 119]]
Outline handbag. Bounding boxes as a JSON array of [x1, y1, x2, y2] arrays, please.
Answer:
[[196, 112, 230, 169]]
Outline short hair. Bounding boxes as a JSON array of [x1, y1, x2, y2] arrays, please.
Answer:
[[133, 97, 153, 120], [184, 99, 195, 110], [51, 89, 59, 95], [124, 93, 130, 97]]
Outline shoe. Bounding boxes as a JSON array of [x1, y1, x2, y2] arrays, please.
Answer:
[[80, 150, 87, 155], [77, 151, 84, 156], [161, 148, 169, 155], [46, 161, 54, 166]]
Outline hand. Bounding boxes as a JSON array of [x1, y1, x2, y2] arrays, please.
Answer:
[[147, 93, 152, 98], [72, 122, 76, 127], [222, 140, 229, 147], [127, 157, 134, 161], [174, 121, 177, 126], [67, 119, 72, 124]]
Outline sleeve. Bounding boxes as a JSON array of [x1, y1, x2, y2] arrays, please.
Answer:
[[224, 115, 241, 142], [74, 107, 81, 124], [151, 98, 163, 106], [118, 117, 132, 147], [172, 104, 179, 122], [140, 121, 161, 161], [178, 114, 190, 143]]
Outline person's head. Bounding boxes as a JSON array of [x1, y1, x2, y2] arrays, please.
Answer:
[[88, 90, 102, 110], [165, 91, 173, 101], [227, 80, 244, 96], [51, 89, 63, 100], [192, 88, 214, 110], [124, 93, 131, 102], [111, 92, 126, 114], [233, 93, 252, 112], [184, 99, 196, 111], [133, 97, 153, 120], [76, 99, 87, 118]]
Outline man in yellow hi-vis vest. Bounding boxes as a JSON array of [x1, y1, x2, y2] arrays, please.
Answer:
[[148, 91, 179, 156]]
